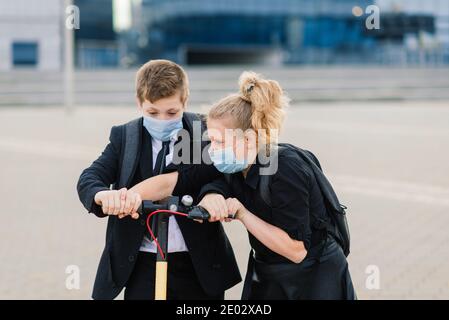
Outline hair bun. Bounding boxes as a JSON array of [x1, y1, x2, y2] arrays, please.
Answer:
[[239, 71, 261, 102]]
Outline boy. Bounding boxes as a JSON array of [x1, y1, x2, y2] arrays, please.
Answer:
[[77, 60, 241, 300]]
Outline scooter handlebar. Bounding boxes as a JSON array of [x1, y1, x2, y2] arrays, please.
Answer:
[[137, 198, 235, 221]]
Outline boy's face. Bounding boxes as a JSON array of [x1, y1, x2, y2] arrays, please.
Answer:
[[137, 92, 185, 120]]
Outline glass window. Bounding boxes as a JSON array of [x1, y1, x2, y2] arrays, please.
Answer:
[[12, 42, 38, 67]]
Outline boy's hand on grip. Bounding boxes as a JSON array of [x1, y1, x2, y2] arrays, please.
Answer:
[[94, 188, 141, 219]]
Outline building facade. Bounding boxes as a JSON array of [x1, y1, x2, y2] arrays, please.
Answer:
[[375, 0, 449, 64], [132, 0, 449, 65], [135, 0, 376, 65], [0, 0, 63, 71], [74, 0, 118, 68]]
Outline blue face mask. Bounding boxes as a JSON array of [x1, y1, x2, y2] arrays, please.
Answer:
[[143, 115, 183, 141], [209, 146, 248, 174]]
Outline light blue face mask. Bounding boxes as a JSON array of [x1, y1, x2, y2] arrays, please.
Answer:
[[208, 146, 248, 174], [143, 115, 183, 141]]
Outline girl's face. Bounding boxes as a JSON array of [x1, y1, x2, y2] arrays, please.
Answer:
[[207, 116, 258, 164]]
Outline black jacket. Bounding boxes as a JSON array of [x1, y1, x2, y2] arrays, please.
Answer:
[[197, 146, 356, 300], [77, 114, 241, 299]]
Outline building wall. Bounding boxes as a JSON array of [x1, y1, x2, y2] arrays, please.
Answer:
[[134, 0, 448, 65], [74, 0, 115, 41], [376, 0, 449, 44], [141, 0, 367, 22], [373, 0, 449, 65], [137, 0, 374, 64], [0, 0, 63, 71], [74, 0, 118, 68]]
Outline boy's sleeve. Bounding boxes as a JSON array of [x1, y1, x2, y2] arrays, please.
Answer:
[[165, 131, 224, 201], [166, 162, 223, 201], [77, 125, 122, 217]]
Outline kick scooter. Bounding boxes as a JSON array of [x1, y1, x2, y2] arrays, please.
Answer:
[[137, 195, 234, 300]]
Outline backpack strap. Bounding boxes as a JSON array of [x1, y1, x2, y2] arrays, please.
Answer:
[[288, 144, 350, 256], [260, 146, 329, 239], [297, 149, 344, 214], [258, 173, 272, 207], [118, 118, 142, 188], [257, 144, 350, 257], [261, 145, 329, 227], [183, 112, 206, 140]]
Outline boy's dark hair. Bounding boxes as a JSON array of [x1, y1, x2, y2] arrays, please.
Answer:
[[136, 59, 189, 104]]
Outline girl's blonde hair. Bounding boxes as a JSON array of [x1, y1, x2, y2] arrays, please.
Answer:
[[208, 71, 289, 151]]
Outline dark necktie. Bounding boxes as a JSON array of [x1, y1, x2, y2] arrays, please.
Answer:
[[147, 140, 171, 242], [153, 140, 171, 175]]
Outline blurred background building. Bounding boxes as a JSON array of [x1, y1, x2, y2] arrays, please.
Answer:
[[128, 0, 449, 66], [133, 0, 375, 65], [373, 0, 449, 65], [1, 0, 448, 70], [74, 0, 119, 68]]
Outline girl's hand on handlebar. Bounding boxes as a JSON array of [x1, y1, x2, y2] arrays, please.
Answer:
[[225, 197, 246, 221], [198, 193, 228, 222]]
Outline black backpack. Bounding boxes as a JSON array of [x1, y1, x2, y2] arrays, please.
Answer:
[[257, 143, 351, 257]]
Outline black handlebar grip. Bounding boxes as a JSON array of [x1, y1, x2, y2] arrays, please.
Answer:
[[187, 206, 237, 220], [187, 206, 210, 220], [138, 200, 165, 215]]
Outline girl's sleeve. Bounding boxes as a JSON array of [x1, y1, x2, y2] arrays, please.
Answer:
[[269, 154, 313, 250], [197, 177, 234, 202]]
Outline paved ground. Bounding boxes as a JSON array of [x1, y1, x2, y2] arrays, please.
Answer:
[[0, 100, 448, 300]]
